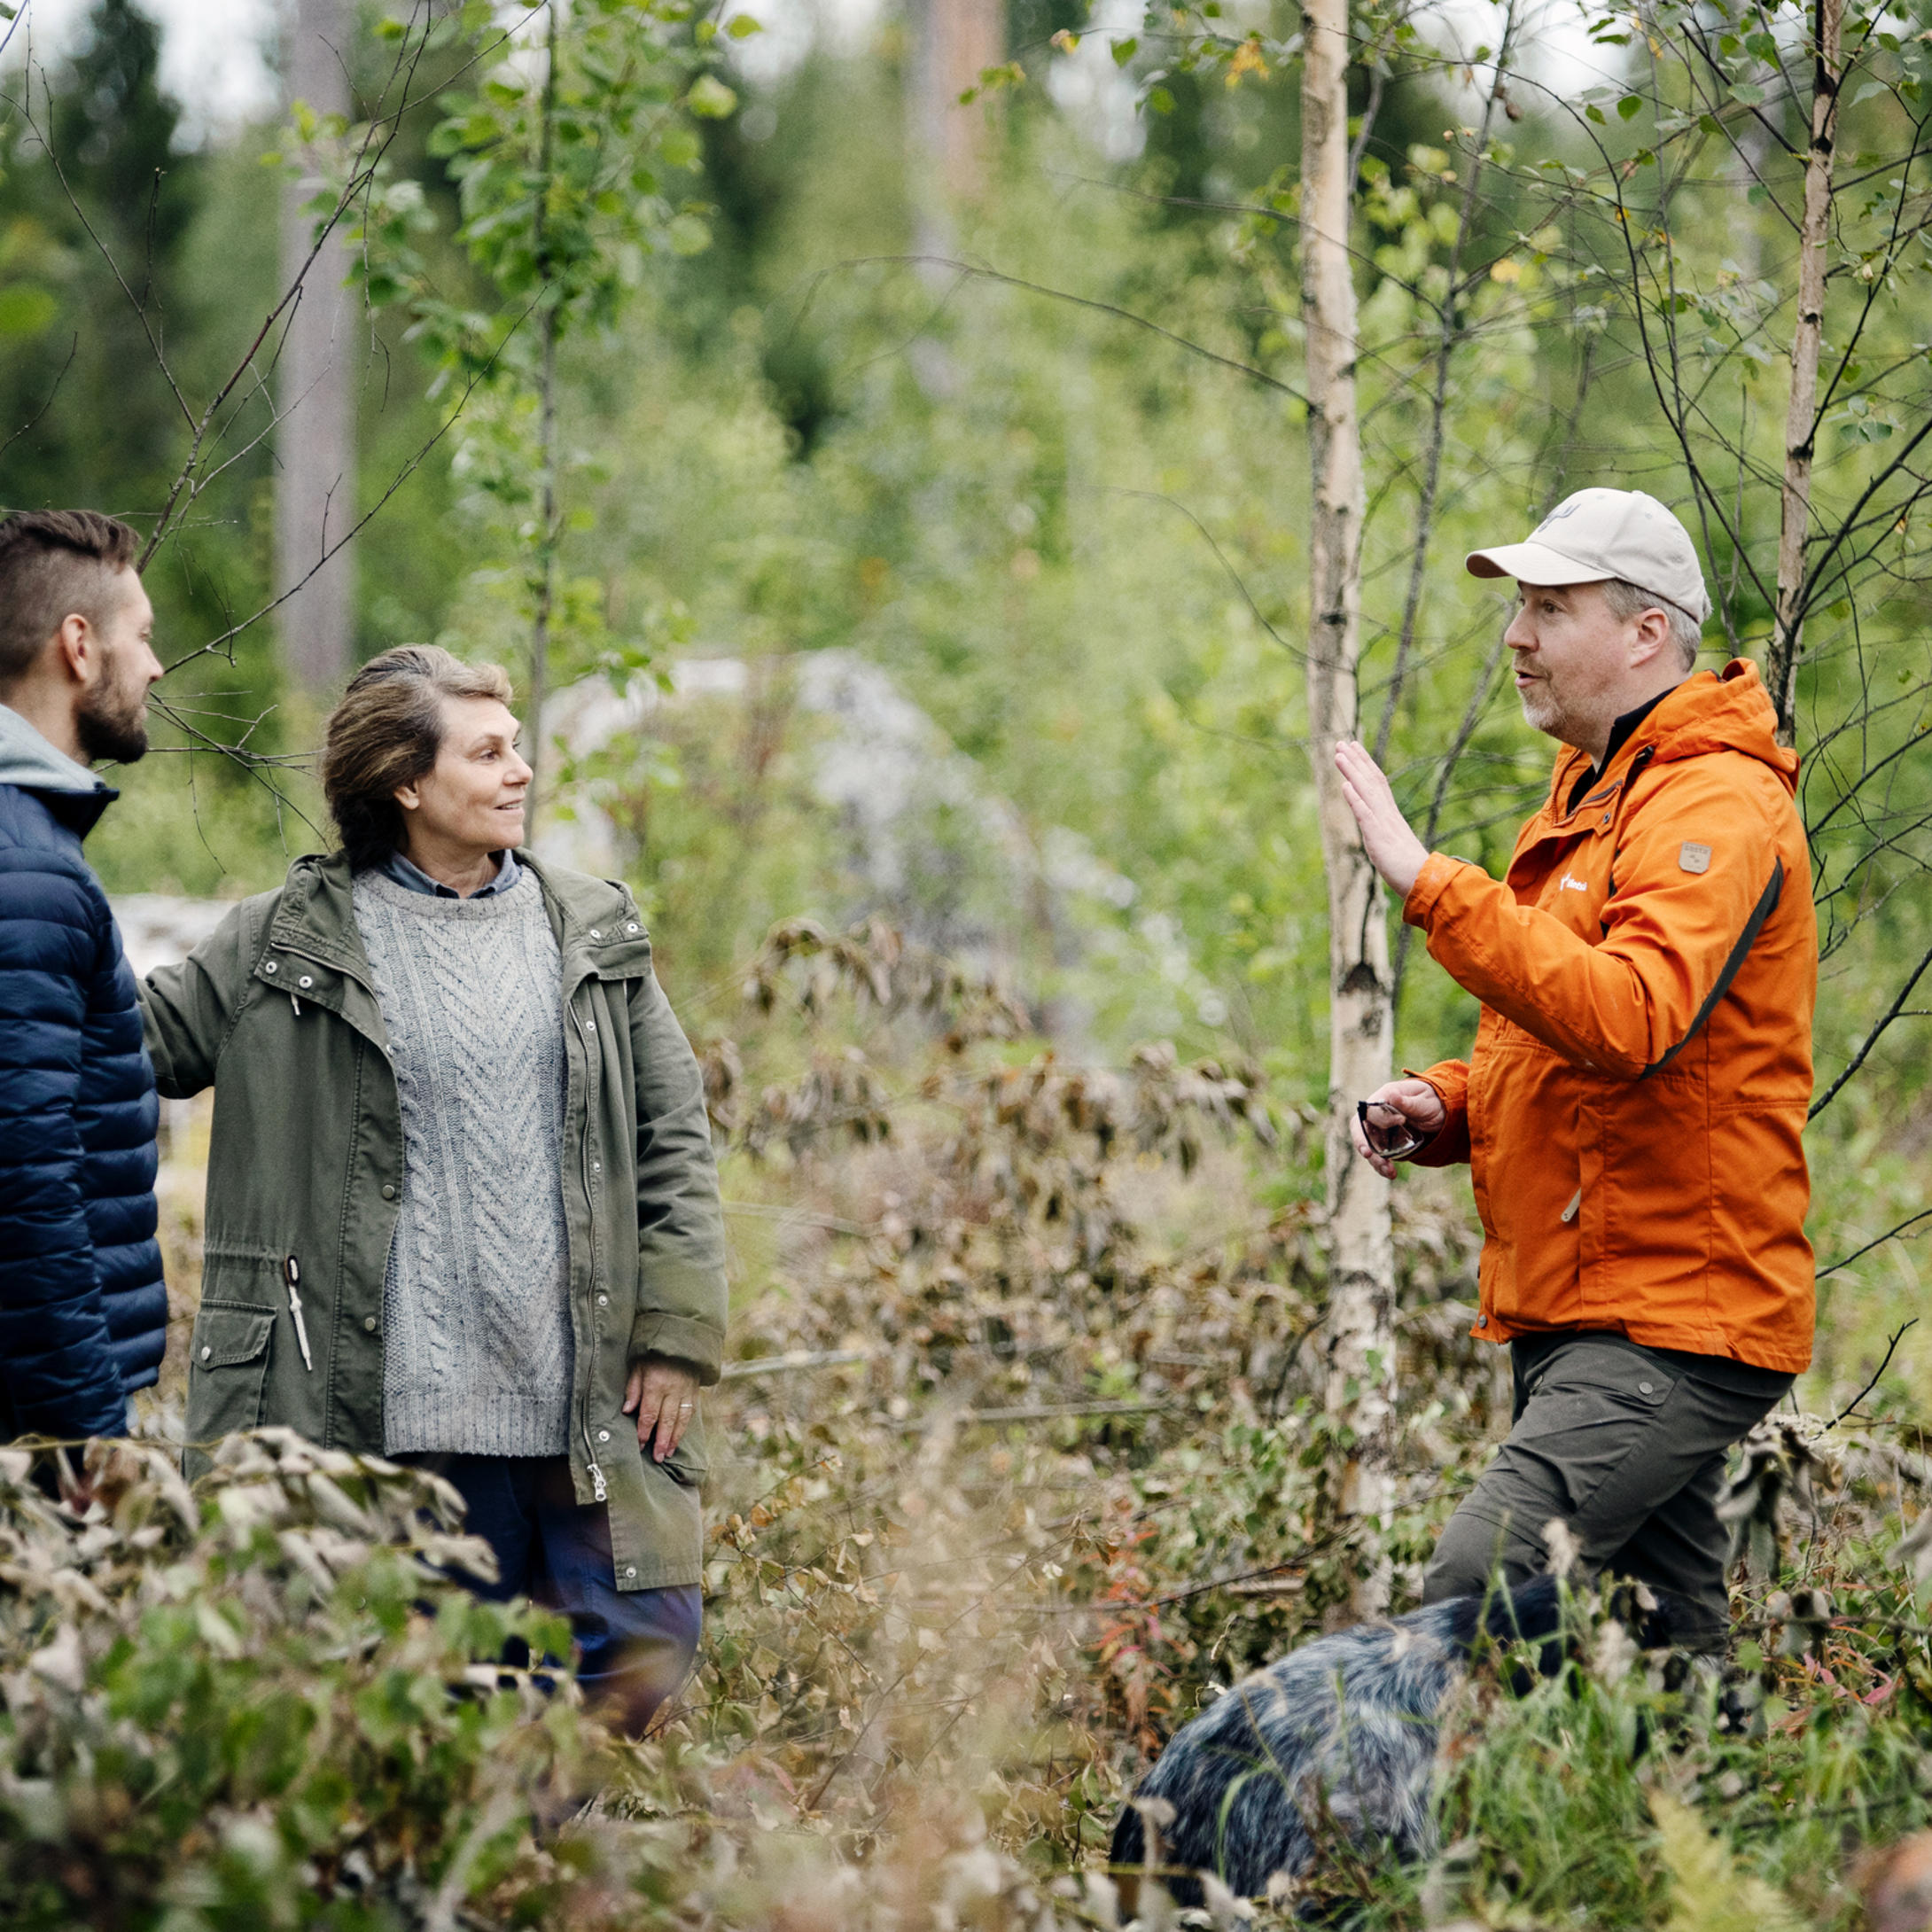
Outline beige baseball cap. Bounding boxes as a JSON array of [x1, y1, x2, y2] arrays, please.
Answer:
[[1466, 487, 1711, 624]]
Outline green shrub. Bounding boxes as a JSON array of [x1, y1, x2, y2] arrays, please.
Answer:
[[0, 1430, 593, 1930]]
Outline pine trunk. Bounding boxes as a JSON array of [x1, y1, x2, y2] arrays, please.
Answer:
[[275, 0, 356, 695], [1300, 0, 1396, 1598], [527, 304, 558, 835], [911, 0, 1004, 210], [526, 10, 561, 835]]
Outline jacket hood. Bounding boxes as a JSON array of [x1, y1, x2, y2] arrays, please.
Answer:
[[0, 703, 116, 834], [1645, 659, 1797, 791], [0, 702, 112, 794]]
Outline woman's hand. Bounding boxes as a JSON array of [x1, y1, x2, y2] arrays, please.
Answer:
[[623, 1353, 701, 1462], [1335, 739, 1430, 900]]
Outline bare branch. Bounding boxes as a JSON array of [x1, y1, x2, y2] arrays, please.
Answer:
[[1810, 937, 1932, 1118]]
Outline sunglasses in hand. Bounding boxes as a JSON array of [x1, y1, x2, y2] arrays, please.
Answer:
[[1357, 1098, 1437, 1161]]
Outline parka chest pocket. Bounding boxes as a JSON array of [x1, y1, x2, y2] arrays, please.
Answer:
[[580, 902, 652, 973], [187, 1304, 275, 1440]]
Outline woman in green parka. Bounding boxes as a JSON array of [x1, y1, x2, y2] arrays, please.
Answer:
[[139, 646, 728, 1732]]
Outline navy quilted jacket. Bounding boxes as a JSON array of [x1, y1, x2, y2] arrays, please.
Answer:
[[0, 704, 165, 1439]]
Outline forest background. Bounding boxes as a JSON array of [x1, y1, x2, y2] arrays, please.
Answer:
[[3, 0, 1932, 1926]]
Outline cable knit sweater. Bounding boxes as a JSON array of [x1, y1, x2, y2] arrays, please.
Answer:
[[352, 867, 573, 1455]]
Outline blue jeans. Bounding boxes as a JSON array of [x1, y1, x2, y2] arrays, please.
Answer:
[[402, 1452, 701, 1735]]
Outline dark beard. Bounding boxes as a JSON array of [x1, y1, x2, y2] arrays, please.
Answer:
[[75, 674, 150, 765]]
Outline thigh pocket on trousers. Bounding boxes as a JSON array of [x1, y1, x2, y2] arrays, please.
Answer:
[[186, 1302, 275, 1443], [1507, 1345, 1679, 1519]]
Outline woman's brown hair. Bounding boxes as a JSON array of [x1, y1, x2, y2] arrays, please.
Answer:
[[321, 646, 514, 869]]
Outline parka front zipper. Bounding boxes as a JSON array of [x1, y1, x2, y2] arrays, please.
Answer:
[[569, 989, 607, 1504]]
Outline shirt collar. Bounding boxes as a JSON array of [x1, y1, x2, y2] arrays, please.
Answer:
[[1567, 686, 1675, 815], [377, 847, 521, 899]]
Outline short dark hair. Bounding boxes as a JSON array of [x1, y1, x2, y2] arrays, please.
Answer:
[[321, 644, 515, 869], [0, 510, 143, 689]]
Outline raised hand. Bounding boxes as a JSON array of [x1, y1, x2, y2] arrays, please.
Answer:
[[1334, 739, 1430, 900]]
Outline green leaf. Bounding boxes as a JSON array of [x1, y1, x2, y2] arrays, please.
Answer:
[[1585, 104, 1606, 124], [727, 12, 764, 36], [1618, 93, 1643, 120], [667, 212, 712, 254], [1111, 35, 1139, 65], [660, 127, 700, 169], [0, 283, 57, 338], [1147, 84, 1176, 113], [686, 74, 738, 118]]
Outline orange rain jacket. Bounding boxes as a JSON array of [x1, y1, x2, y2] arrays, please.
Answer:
[[1404, 659, 1817, 1373]]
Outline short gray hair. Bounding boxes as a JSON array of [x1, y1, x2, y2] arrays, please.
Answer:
[[1600, 577, 1702, 669]]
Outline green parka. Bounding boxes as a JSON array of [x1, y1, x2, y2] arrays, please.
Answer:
[[138, 851, 728, 1590]]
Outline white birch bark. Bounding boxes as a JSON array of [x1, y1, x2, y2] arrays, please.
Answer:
[[1770, 0, 1842, 746], [276, 0, 357, 695], [1300, 0, 1396, 1590]]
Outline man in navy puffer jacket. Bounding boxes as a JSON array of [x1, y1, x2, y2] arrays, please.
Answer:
[[0, 510, 167, 1446]]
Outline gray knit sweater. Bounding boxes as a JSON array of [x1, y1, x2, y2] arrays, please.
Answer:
[[353, 867, 574, 1455]]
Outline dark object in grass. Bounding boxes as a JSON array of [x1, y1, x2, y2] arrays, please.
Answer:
[[1110, 1576, 1691, 1909]]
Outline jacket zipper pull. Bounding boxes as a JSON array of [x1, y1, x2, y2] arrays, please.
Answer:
[[284, 1255, 315, 1372], [291, 993, 302, 1017], [588, 1461, 607, 1502], [1561, 1188, 1582, 1225]]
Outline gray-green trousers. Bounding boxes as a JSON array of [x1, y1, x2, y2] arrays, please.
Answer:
[[1422, 1333, 1792, 1648]]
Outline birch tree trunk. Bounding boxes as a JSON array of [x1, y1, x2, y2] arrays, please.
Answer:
[[1301, 0, 1396, 1595], [1769, 0, 1842, 747], [276, 0, 356, 695]]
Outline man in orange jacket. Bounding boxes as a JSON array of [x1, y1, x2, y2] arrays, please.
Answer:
[[1336, 487, 1815, 1649]]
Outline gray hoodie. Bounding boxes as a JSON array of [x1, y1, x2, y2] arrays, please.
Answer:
[[0, 703, 114, 828]]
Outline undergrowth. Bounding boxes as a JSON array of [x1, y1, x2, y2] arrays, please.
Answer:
[[20, 916, 1932, 1928]]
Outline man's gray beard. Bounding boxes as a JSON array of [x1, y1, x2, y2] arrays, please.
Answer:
[[75, 674, 150, 766], [1518, 684, 1561, 737]]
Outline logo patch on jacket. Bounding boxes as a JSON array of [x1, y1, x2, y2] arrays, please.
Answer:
[[1679, 841, 1712, 874]]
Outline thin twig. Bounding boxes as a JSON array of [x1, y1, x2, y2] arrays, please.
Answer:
[[1819, 1211, 1932, 1281], [1826, 1320, 1918, 1429], [1811, 939, 1932, 1118]]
